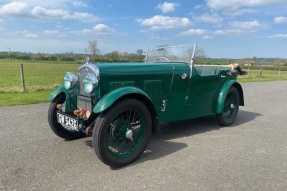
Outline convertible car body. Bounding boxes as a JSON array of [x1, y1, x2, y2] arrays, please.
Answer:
[[48, 45, 245, 167]]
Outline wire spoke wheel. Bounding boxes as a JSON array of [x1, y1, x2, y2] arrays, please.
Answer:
[[93, 99, 152, 167], [223, 93, 236, 118], [106, 108, 145, 157], [217, 87, 239, 126]]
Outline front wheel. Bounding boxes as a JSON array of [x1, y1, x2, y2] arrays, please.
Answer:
[[216, 87, 240, 126], [93, 99, 152, 168], [48, 98, 86, 140]]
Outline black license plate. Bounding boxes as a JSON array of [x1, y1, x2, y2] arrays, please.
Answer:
[[56, 112, 79, 131]]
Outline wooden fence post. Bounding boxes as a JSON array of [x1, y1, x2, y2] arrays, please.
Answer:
[[19, 64, 26, 92]]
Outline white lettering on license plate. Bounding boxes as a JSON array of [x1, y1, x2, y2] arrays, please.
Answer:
[[57, 113, 79, 131]]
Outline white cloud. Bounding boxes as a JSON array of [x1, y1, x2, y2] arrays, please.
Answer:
[[25, 33, 38, 38], [31, 6, 97, 21], [18, 30, 39, 38], [214, 29, 242, 35], [180, 28, 207, 36], [203, 35, 213, 39], [82, 24, 113, 34], [268, 33, 287, 38], [157, 2, 177, 14], [230, 20, 261, 31], [139, 15, 191, 30], [213, 20, 262, 36], [207, 0, 287, 10], [274, 16, 287, 24], [0, 1, 28, 16], [194, 5, 203, 10], [228, 9, 258, 16], [0, 1, 97, 21], [10, 0, 73, 8], [32, 6, 66, 18], [198, 14, 223, 24], [44, 30, 60, 35], [72, 1, 87, 7], [93, 24, 112, 33]]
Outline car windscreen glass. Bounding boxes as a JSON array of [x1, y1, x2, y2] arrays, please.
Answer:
[[146, 45, 193, 64]]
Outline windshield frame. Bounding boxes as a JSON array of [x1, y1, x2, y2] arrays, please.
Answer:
[[145, 45, 196, 65]]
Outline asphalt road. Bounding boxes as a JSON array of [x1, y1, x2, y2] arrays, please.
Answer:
[[1, 81, 287, 191]]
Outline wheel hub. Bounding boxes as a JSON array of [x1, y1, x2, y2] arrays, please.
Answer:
[[125, 129, 133, 142]]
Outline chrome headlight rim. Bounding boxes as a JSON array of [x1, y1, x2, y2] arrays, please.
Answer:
[[64, 72, 78, 90], [79, 62, 100, 94], [82, 73, 98, 94], [79, 63, 100, 82]]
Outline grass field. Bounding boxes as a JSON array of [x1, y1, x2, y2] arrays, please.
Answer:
[[239, 69, 287, 82], [0, 59, 80, 92], [1, 59, 287, 106]]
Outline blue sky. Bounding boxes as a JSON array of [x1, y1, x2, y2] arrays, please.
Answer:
[[1, 0, 287, 58]]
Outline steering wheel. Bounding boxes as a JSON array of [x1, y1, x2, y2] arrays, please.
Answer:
[[158, 57, 170, 62]]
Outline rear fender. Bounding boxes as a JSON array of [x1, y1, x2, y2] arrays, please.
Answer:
[[216, 80, 244, 114]]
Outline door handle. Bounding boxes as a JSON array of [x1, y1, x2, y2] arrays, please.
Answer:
[[180, 73, 187, 80]]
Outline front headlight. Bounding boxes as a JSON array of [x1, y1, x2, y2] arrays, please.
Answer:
[[64, 72, 78, 90], [83, 74, 98, 94]]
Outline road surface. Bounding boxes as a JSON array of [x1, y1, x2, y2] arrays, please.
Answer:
[[0, 81, 287, 191]]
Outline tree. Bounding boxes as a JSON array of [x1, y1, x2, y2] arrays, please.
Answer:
[[136, 49, 144, 55], [194, 46, 207, 65], [88, 40, 99, 57], [195, 47, 206, 59]]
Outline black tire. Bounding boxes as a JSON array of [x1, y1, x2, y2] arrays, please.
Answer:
[[93, 99, 152, 168], [48, 98, 86, 140], [216, 87, 240, 126]]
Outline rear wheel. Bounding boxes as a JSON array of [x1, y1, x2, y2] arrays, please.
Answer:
[[48, 97, 86, 140], [93, 99, 152, 168], [216, 87, 239, 126]]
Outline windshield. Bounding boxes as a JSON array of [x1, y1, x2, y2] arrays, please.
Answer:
[[145, 45, 194, 64]]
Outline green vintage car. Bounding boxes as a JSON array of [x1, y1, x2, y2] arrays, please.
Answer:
[[48, 46, 245, 167]]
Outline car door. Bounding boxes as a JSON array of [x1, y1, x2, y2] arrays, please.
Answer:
[[161, 63, 191, 122], [185, 65, 223, 118]]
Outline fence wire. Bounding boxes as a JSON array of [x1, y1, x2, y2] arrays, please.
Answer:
[[1, 63, 287, 93], [0, 63, 80, 92]]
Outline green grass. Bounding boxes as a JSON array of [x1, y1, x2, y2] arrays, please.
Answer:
[[0, 59, 80, 106], [239, 69, 287, 83], [1, 59, 287, 106], [0, 90, 50, 107], [0, 60, 79, 92]]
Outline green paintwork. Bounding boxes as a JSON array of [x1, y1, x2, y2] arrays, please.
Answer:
[[49, 62, 244, 124], [93, 86, 152, 113], [48, 84, 67, 102], [104, 108, 146, 158], [216, 80, 239, 114], [49, 84, 78, 113]]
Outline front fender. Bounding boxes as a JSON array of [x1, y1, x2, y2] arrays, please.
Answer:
[[48, 84, 67, 102], [216, 80, 239, 114], [93, 86, 152, 114]]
